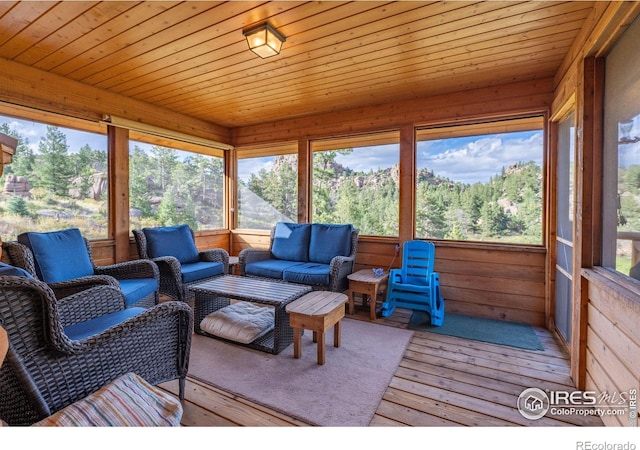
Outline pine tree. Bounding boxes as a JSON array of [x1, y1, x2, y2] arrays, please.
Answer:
[[35, 126, 74, 196]]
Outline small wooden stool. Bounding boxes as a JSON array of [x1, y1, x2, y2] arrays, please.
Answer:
[[285, 291, 348, 365]]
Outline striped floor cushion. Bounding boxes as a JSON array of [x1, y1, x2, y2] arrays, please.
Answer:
[[33, 373, 182, 427]]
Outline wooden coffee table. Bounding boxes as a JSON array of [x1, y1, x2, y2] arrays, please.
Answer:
[[189, 275, 311, 354], [285, 291, 348, 365], [347, 269, 389, 321]]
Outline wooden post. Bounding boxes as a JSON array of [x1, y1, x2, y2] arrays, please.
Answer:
[[108, 125, 130, 263]]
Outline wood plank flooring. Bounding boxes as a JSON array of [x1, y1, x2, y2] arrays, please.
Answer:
[[159, 306, 604, 427]]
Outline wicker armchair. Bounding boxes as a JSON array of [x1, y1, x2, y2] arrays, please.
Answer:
[[0, 275, 192, 426], [3, 227, 160, 308], [133, 224, 228, 303]]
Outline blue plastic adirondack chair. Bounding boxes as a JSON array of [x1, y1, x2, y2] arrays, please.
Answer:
[[380, 240, 445, 326]]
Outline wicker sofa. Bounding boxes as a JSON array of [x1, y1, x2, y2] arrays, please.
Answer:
[[238, 222, 358, 292]]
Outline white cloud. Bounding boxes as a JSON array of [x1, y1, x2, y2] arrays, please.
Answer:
[[418, 132, 544, 184]]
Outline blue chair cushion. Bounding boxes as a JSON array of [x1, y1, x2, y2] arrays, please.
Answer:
[[17, 228, 94, 283], [143, 224, 200, 264], [181, 261, 224, 284], [118, 278, 158, 308], [0, 262, 33, 278], [283, 262, 331, 286], [308, 224, 353, 264], [64, 307, 146, 341], [271, 222, 311, 262], [245, 259, 306, 279]]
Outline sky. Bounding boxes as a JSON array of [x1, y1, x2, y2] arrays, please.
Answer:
[[238, 130, 545, 185]]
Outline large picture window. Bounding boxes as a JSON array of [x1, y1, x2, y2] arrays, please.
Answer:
[[415, 117, 544, 244], [0, 113, 108, 240], [602, 16, 640, 279], [311, 132, 400, 236], [129, 134, 224, 231], [236, 142, 298, 229]]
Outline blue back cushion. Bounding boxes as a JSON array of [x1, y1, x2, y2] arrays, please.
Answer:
[[0, 262, 33, 278], [142, 224, 200, 264], [308, 223, 353, 264], [17, 228, 94, 283], [271, 222, 311, 262]]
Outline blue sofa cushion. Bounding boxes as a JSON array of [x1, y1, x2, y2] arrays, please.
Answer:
[[18, 228, 94, 283], [143, 224, 200, 264], [308, 223, 353, 264], [0, 262, 33, 278], [64, 307, 146, 341], [283, 262, 331, 286], [118, 278, 158, 308], [181, 261, 224, 284], [271, 222, 311, 262], [245, 259, 306, 279]]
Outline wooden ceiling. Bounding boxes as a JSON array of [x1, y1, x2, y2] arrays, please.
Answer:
[[0, 1, 596, 129]]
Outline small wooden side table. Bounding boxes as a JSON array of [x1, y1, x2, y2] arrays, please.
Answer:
[[227, 256, 239, 274], [347, 269, 389, 321], [285, 291, 348, 365]]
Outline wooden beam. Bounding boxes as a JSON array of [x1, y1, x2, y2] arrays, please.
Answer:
[[232, 78, 554, 147], [0, 56, 231, 145]]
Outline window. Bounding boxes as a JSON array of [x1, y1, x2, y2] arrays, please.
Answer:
[[602, 16, 640, 278], [236, 142, 298, 229], [415, 117, 544, 244], [0, 113, 108, 240], [129, 133, 225, 231], [311, 132, 400, 236]]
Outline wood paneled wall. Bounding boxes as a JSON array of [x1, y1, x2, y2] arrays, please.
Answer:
[[230, 229, 546, 326], [547, 1, 640, 418], [582, 268, 640, 427]]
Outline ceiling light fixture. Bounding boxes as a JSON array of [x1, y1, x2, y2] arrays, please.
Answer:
[[243, 22, 286, 59]]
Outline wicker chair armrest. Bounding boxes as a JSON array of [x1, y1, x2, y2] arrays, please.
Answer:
[[328, 255, 356, 292], [50, 301, 193, 359], [94, 259, 159, 280], [238, 248, 272, 275], [48, 275, 120, 300], [151, 255, 183, 279], [199, 249, 229, 273], [56, 285, 127, 328], [2, 241, 37, 276]]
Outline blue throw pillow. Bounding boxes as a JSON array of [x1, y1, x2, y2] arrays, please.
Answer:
[[308, 223, 353, 264], [0, 262, 33, 278], [271, 222, 311, 262], [17, 228, 94, 283], [143, 224, 200, 264]]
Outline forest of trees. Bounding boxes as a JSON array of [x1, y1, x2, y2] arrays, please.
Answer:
[[242, 151, 543, 244], [0, 123, 224, 239], [2, 120, 546, 245]]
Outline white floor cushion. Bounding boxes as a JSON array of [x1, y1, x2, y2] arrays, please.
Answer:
[[200, 301, 275, 344]]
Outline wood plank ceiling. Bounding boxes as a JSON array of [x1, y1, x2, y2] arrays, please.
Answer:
[[0, 1, 595, 129]]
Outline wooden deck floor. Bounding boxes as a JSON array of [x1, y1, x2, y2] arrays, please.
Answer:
[[160, 307, 604, 427]]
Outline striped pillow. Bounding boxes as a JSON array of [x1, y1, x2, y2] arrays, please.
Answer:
[[33, 373, 182, 427]]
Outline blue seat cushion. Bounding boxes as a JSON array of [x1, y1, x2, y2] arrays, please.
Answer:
[[64, 307, 146, 341], [0, 262, 33, 278], [181, 261, 224, 284], [271, 222, 311, 262], [142, 224, 200, 264], [245, 259, 306, 279], [283, 262, 331, 286], [118, 278, 158, 308], [18, 228, 94, 283], [308, 223, 353, 264]]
